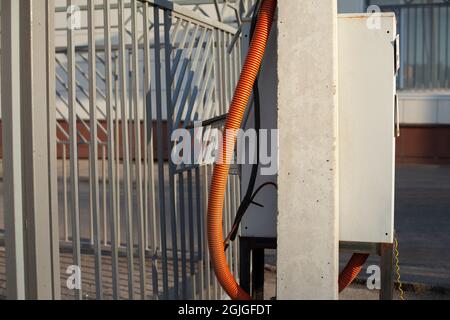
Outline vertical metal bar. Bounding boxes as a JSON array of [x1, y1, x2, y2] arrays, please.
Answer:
[[63, 145, 69, 242], [46, 0, 61, 300], [102, 146, 107, 246], [142, 7, 150, 253], [214, 29, 223, 117], [128, 49, 135, 192], [252, 248, 265, 300], [195, 167, 204, 299], [227, 32, 233, 107], [118, 0, 136, 299], [187, 55, 196, 279], [154, 6, 170, 299], [89, 175, 94, 246], [1, 0, 26, 300], [444, 6, 450, 89], [233, 177, 239, 277], [187, 169, 196, 299], [433, 7, 441, 88], [380, 243, 394, 300], [143, 2, 160, 299], [446, 6, 449, 88], [437, 7, 441, 87], [224, 183, 230, 275], [405, 8, 410, 89], [413, 7, 418, 89], [223, 32, 229, 114], [228, 183, 234, 273], [230, 186, 237, 274], [88, 0, 104, 300], [202, 165, 211, 299], [67, 0, 82, 300], [428, 7, 433, 88], [178, 173, 188, 299], [239, 238, 251, 295], [164, 9, 180, 300], [103, 0, 120, 299], [114, 51, 122, 248], [422, 6, 426, 89], [131, 0, 147, 300]]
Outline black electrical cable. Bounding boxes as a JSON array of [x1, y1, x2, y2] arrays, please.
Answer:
[[225, 182, 277, 249]]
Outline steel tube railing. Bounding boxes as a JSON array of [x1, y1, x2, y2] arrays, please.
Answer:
[[1, 0, 242, 301]]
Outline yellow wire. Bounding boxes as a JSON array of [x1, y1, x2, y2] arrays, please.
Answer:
[[394, 237, 405, 300]]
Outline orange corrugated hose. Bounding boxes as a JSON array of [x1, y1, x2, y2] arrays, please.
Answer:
[[339, 254, 369, 293], [207, 0, 277, 301], [207, 0, 367, 300]]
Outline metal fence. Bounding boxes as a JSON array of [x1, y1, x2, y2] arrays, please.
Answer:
[[373, 1, 450, 90], [0, 0, 242, 300], [181, 0, 258, 26]]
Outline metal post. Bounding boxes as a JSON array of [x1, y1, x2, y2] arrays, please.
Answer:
[[239, 238, 251, 295], [19, 0, 57, 300], [67, 0, 83, 301], [118, 0, 136, 299], [103, 0, 120, 300], [164, 9, 180, 300], [154, 6, 170, 299], [131, 0, 147, 299], [45, 0, 61, 300], [380, 243, 394, 300], [1, 0, 26, 301], [87, 0, 103, 300], [251, 248, 265, 300]]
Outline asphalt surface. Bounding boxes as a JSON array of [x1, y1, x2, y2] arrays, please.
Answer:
[[384, 165, 450, 288]]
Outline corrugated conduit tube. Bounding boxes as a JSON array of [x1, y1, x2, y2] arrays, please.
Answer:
[[207, 0, 368, 300]]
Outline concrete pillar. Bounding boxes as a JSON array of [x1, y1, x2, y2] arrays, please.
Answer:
[[277, 0, 339, 300]]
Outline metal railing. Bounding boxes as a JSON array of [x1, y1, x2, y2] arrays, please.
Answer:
[[371, 1, 450, 90], [175, 0, 258, 27], [1, 0, 242, 300]]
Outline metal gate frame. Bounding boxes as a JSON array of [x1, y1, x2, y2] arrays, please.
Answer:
[[1, 0, 242, 300]]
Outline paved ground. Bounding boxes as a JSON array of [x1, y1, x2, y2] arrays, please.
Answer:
[[1, 164, 449, 300], [263, 269, 450, 300], [391, 165, 450, 287], [0, 247, 198, 300]]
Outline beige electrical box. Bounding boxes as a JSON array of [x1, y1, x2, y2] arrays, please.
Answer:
[[242, 14, 398, 244], [339, 13, 398, 244]]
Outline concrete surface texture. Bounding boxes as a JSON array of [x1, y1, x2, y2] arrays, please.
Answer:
[[276, 0, 339, 300]]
